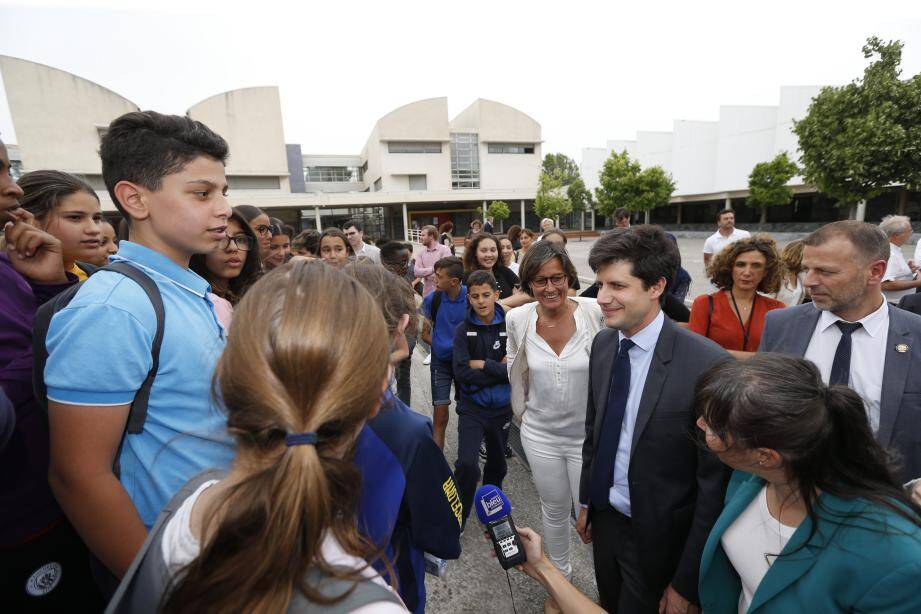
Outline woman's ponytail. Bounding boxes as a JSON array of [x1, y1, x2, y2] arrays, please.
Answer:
[[161, 261, 391, 613]]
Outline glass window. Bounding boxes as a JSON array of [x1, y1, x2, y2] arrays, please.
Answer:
[[408, 175, 427, 191], [388, 142, 442, 154], [488, 143, 536, 154], [304, 166, 363, 183], [451, 133, 480, 190]]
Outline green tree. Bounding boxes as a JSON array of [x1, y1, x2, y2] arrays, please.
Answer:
[[487, 200, 510, 232], [746, 152, 799, 224], [567, 177, 593, 231], [594, 150, 675, 224], [534, 169, 572, 222], [794, 37, 921, 218], [567, 177, 592, 213], [487, 200, 510, 221], [541, 153, 580, 185]]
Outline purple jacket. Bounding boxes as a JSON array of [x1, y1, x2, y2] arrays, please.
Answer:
[[0, 252, 76, 545]]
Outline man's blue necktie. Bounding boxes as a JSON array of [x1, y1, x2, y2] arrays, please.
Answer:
[[589, 338, 634, 510], [829, 321, 862, 386]]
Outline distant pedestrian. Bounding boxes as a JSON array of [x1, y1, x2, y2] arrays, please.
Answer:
[[702, 209, 751, 268]]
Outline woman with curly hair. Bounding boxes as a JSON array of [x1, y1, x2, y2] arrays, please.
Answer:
[[689, 234, 785, 357]]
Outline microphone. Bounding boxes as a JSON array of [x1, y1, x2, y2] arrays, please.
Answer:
[[474, 485, 526, 570]]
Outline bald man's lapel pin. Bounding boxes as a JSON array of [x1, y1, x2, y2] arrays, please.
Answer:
[[896, 343, 909, 353]]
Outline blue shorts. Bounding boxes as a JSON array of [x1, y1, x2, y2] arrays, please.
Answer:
[[430, 356, 454, 407]]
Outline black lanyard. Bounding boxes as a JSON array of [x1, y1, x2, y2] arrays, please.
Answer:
[[729, 290, 757, 351]]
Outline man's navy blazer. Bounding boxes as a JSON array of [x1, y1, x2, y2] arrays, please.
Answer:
[[580, 317, 731, 603], [760, 302, 921, 481]]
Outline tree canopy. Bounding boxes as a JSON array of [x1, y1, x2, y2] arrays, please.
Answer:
[[793, 37, 921, 208], [594, 150, 675, 220], [534, 169, 573, 221], [487, 200, 510, 221], [747, 152, 799, 222], [567, 177, 592, 213], [541, 153, 580, 185]]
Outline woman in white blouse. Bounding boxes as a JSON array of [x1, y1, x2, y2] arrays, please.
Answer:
[[506, 241, 604, 607], [773, 240, 807, 306]]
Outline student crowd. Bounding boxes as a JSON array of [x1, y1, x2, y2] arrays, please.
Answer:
[[2, 110, 921, 614]]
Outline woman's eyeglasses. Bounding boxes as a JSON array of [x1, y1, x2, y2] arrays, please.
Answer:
[[530, 274, 568, 288], [254, 225, 271, 236], [219, 235, 255, 252]]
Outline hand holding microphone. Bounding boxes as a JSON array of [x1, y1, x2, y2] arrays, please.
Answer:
[[474, 485, 526, 569]]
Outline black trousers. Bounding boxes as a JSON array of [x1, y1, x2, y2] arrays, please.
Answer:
[[455, 408, 512, 527], [0, 518, 105, 613], [591, 507, 662, 614]]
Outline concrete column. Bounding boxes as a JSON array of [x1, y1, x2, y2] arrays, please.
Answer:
[[724, 196, 733, 210], [520, 200, 526, 227], [590, 208, 596, 231], [483, 200, 488, 221], [402, 203, 409, 241], [314, 206, 321, 230], [856, 199, 867, 222]]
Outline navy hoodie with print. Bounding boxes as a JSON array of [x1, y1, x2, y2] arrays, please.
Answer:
[[451, 304, 511, 413]]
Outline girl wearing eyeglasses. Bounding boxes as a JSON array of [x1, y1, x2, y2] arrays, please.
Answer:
[[190, 211, 261, 328], [233, 204, 272, 255], [505, 241, 605, 612]]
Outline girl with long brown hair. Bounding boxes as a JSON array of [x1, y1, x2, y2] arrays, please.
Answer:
[[109, 261, 406, 613]]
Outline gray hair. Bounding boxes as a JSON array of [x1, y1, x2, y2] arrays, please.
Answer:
[[879, 215, 912, 238]]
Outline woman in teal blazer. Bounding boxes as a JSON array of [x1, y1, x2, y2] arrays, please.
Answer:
[[694, 354, 921, 613]]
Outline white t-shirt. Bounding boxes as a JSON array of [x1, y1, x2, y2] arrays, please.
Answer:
[[161, 480, 405, 613], [354, 242, 382, 264], [883, 242, 915, 302], [772, 273, 805, 307], [703, 228, 751, 256], [721, 486, 798, 614]]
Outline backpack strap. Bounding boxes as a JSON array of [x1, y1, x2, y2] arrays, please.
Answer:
[[705, 293, 714, 338], [430, 290, 443, 326], [295, 568, 405, 612], [105, 470, 227, 614], [103, 261, 165, 434]]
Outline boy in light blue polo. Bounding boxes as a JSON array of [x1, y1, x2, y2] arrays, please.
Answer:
[[45, 111, 235, 579]]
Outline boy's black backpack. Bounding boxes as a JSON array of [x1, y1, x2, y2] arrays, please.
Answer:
[[32, 261, 164, 438], [430, 289, 444, 325]]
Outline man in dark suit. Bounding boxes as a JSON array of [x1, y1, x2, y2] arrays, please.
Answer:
[[577, 226, 731, 613], [898, 292, 921, 316], [761, 220, 921, 481]]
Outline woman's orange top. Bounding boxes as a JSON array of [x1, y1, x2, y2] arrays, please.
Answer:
[[689, 290, 786, 352]]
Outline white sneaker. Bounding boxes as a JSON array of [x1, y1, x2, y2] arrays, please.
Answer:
[[423, 354, 432, 365]]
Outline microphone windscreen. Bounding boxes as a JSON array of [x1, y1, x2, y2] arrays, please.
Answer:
[[474, 485, 512, 525]]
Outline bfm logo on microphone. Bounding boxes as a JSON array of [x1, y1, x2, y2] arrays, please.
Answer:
[[479, 488, 504, 517]]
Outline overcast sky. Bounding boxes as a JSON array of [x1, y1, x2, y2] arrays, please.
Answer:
[[1, 0, 920, 164]]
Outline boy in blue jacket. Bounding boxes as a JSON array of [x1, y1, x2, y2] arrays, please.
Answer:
[[422, 256, 467, 449], [452, 270, 512, 530]]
